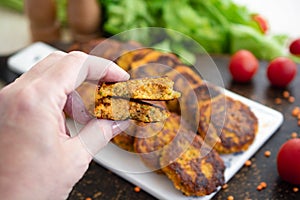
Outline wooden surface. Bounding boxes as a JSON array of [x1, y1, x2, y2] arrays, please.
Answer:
[[67, 56, 300, 200]]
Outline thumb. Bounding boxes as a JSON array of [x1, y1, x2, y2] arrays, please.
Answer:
[[72, 119, 129, 157]]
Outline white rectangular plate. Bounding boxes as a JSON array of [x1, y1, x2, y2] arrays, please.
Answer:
[[8, 42, 58, 74], [70, 90, 283, 200]]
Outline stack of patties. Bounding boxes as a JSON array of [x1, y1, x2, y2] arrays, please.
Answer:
[[115, 48, 258, 196], [94, 76, 181, 122], [165, 64, 258, 154], [72, 42, 259, 197], [134, 112, 226, 196]]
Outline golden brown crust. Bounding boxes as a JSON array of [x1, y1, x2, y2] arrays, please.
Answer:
[[167, 65, 204, 89], [129, 62, 173, 79], [116, 48, 153, 72], [194, 83, 223, 102], [111, 119, 139, 152], [164, 65, 204, 114], [181, 83, 223, 129], [160, 134, 225, 196], [198, 95, 258, 154], [116, 48, 181, 78], [129, 49, 181, 71], [112, 132, 135, 152], [71, 42, 259, 197], [98, 76, 181, 100], [94, 97, 170, 122], [134, 113, 185, 171]]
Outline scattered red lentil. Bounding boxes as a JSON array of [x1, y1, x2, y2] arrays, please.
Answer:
[[222, 183, 229, 190], [291, 132, 298, 138], [288, 96, 295, 103], [85, 198, 92, 200], [293, 187, 299, 192], [283, 91, 290, 98], [264, 150, 271, 157], [260, 182, 267, 189], [256, 185, 263, 191], [244, 160, 252, 167], [292, 107, 300, 117], [256, 182, 267, 191], [227, 195, 234, 200], [134, 186, 141, 193], [274, 98, 282, 105], [298, 120, 300, 126]]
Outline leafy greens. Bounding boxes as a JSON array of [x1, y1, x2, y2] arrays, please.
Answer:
[[100, 0, 291, 61]]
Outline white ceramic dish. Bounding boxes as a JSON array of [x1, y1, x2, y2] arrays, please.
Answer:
[[68, 89, 283, 200]]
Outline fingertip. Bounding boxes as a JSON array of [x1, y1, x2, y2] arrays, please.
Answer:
[[103, 60, 130, 82], [109, 61, 130, 80], [83, 55, 130, 83], [64, 91, 93, 125], [120, 72, 130, 81], [76, 119, 115, 156]]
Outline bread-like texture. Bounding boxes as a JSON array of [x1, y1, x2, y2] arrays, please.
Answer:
[[112, 101, 168, 151], [98, 76, 181, 101], [94, 97, 170, 122], [160, 134, 225, 196], [198, 95, 258, 154]]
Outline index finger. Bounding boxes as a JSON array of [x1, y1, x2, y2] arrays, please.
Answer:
[[42, 51, 130, 94]]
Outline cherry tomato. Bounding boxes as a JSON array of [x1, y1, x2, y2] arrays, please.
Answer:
[[289, 38, 300, 56], [277, 138, 300, 185], [229, 50, 259, 83], [266, 57, 297, 87], [252, 14, 268, 34]]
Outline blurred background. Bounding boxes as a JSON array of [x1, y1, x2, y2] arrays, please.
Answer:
[[1, 1, 300, 199], [0, 5, 30, 54], [233, 0, 300, 38], [0, 0, 299, 56]]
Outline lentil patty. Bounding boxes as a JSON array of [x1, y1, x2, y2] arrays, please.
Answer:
[[97, 76, 181, 100], [160, 134, 225, 196], [198, 95, 258, 153], [94, 97, 170, 122]]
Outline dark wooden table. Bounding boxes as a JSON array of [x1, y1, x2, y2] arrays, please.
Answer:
[[67, 56, 300, 200]]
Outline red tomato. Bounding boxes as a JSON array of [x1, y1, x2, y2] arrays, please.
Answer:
[[252, 14, 268, 34], [277, 138, 300, 185], [266, 57, 297, 87], [229, 50, 259, 83], [289, 38, 300, 56]]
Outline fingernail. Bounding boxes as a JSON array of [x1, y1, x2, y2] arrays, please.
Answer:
[[110, 61, 130, 81], [64, 91, 93, 124], [120, 72, 130, 81]]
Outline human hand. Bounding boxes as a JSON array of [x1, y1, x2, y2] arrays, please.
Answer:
[[0, 51, 130, 199]]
